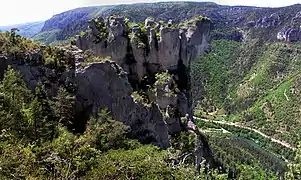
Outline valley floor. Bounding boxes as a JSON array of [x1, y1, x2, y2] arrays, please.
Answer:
[[195, 116, 296, 151]]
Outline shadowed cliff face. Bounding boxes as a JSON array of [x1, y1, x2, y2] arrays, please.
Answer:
[[75, 61, 171, 148], [75, 16, 211, 149]]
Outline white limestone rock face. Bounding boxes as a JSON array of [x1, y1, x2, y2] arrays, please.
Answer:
[[77, 16, 128, 66], [255, 13, 281, 28], [157, 27, 181, 70], [277, 11, 301, 42], [76, 16, 211, 80], [145, 17, 155, 27], [75, 61, 171, 148], [154, 74, 189, 134]]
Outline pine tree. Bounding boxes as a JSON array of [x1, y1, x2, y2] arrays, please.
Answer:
[[0, 67, 32, 136], [29, 83, 57, 142], [52, 88, 75, 130]]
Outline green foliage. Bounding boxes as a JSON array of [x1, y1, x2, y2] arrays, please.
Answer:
[[0, 67, 33, 140], [129, 23, 150, 51], [26, 83, 58, 142], [42, 45, 75, 70], [86, 146, 174, 179], [286, 143, 301, 180], [192, 40, 301, 178], [172, 131, 196, 153], [32, 29, 61, 45], [52, 88, 75, 129], [192, 39, 240, 108], [236, 164, 277, 180], [0, 31, 39, 56], [192, 39, 301, 147], [197, 120, 284, 178], [88, 18, 109, 43], [155, 71, 172, 86], [80, 56, 112, 67], [132, 91, 145, 103]]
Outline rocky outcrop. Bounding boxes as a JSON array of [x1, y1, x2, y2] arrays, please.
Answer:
[[277, 11, 301, 42], [0, 48, 74, 96], [1, 14, 215, 167], [75, 16, 211, 149], [154, 72, 182, 134], [243, 10, 301, 42], [76, 16, 211, 82], [291, 11, 301, 28], [75, 61, 170, 148], [255, 13, 281, 28], [277, 28, 301, 42]]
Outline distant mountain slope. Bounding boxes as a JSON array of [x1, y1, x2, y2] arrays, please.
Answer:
[[0, 21, 45, 37], [35, 6, 113, 44], [41, 6, 114, 32], [32, 2, 301, 45]]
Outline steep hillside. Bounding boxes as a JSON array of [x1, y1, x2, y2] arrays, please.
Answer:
[[192, 39, 301, 146], [32, 2, 301, 45], [31, 2, 256, 44], [34, 6, 113, 44]]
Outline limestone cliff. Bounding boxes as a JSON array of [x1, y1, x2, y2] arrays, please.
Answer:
[[77, 16, 211, 81], [0, 47, 75, 97], [277, 11, 301, 42], [75, 60, 170, 148], [75, 15, 213, 164]]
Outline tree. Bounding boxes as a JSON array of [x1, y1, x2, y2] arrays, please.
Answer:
[[10, 28, 19, 44], [52, 88, 75, 130], [0, 67, 32, 137], [286, 143, 301, 180], [28, 83, 57, 142]]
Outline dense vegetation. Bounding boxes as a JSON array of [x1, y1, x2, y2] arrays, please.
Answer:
[[0, 66, 226, 179], [196, 120, 292, 176], [191, 37, 301, 179], [192, 39, 301, 146], [286, 143, 301, 179]]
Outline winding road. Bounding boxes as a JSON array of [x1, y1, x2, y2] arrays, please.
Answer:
[[194, 116, 297, 151]]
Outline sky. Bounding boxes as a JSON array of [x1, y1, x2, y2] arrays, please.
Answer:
[[0, 0, 300, 26]]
